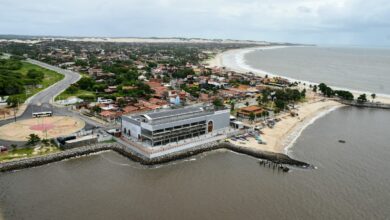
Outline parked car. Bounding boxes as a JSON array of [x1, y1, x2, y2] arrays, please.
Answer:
[[0, 146, 8, 153]]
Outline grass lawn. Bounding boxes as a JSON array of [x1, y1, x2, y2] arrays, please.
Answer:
[[55, 89, 96, 101], [19, 62, 65, 100], [0, 145, 61, 162]]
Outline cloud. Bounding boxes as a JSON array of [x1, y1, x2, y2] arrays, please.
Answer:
[[0, 0, 390, 46]]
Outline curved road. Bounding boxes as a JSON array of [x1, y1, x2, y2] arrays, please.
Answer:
[[26, 59, 81, 105], [0, 58, 103, 146]]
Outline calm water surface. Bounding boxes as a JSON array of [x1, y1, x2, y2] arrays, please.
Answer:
[[1, 107, 390, 220], [245, 47, 390, 94]]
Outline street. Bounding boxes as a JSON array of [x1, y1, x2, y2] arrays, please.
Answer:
[[0, 58, 106, 146]]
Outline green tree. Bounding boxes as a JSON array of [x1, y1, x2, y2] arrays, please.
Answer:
[[212, 98, 224, 108], [275, 99, 286, 110], [172, 68, 195, 79], [77, 77, 95, 90], [10, 144, 17, 151], [66, 85, 79, 94], [260, 89, 271, 103], [301, 89, 306, 98], [27, 134, 41, 146], [75, 59, 88, 67], [0, 70, 25, 96], [41, 139, 50, 146], [335, 90, 354, 100], [318, 83, 327, 94], [27, 69, 44, 81], [6, 95, 20, 107], [371, 93, 376, 102], [91, 106, 102, 113], [312, 85, 317, 92], [357, 94, 367, 103], [318, 83, 334, 97]]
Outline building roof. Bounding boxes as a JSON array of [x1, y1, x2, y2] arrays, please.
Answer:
[[145, 106, 204, 120], [239, 105, 263, 112]]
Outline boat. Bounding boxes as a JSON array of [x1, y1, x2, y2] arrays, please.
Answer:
[[338, 140, 346, 143]]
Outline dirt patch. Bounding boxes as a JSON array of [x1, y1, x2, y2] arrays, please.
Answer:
[[0, 116, 85, 141]]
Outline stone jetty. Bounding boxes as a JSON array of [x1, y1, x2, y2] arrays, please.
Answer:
[[339, 100, 390, 109], [0, 141, 311, 173]]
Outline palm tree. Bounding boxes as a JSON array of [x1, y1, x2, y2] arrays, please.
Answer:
[[371, 93, 376, 102]]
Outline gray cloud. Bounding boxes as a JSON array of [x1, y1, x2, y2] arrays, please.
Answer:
[[0, 0, 390, 46]]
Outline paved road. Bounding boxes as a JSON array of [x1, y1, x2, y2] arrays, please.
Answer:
[[0, 59, 107, 146], [26, 59, 81, 105]]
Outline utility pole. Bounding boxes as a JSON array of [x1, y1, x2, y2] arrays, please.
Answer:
[[13, 108, 17, 123], [13, 99, 19, 123]]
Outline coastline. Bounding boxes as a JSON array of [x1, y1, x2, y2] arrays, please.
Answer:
[[0, 142, 311, 173], [206, 46, 390, 154], [206, 46, 390, 103], [229, 98, 343, 155]]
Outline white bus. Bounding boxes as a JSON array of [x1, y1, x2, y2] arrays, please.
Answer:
[[32, 111, 53, 118]]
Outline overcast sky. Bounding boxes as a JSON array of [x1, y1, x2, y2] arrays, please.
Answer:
[[1, 0, 390, 46]]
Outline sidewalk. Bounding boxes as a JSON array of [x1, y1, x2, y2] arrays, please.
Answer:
[[118, 128, 240, 159]]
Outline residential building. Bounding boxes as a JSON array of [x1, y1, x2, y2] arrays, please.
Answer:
[[237, 105, 264, 118]]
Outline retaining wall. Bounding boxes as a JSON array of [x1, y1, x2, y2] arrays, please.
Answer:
[[0, 141, 311, 173]]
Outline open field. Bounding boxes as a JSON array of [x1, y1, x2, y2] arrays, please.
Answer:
[[55, 89, 95, 101], [0, 146, 60, 162]]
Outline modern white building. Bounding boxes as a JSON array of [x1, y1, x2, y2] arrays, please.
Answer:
[[121, 105, 230, 147]]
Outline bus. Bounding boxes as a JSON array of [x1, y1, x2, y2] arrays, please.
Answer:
[[32, 111, 53, 118]]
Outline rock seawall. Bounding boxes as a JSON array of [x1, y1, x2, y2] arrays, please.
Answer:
[[0, 142, 311, 173]]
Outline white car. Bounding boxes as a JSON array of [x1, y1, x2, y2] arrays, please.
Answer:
[[0, 145, 8, 152]]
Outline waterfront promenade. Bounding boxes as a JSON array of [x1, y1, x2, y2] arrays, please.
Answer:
[[117, 128, 243, 158], [0, 138, 310, 173]]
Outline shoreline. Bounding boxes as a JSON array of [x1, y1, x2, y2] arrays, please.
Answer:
[[0, 142, 311, 173], [206, 46, 390, 154], [206, 46, 390, 101], [229, 99, 343, 155]]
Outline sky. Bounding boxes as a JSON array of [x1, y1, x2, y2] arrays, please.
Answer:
[[1, 0, 390, 46]]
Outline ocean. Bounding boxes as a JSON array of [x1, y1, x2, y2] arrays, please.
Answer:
[[1, 46, 390, 219], [1, 107, 390, 220], [243, 46, 390, 95]]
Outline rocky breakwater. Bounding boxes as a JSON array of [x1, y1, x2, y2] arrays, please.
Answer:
[[0, 144, 117, 173], [220, 142, 312, 168], [1, 141, 311, 173]]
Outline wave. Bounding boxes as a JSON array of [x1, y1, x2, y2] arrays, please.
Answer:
[[227, 46, 390, 98]]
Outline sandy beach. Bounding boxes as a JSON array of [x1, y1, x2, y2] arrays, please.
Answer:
[[206, 46, 390, 104], [229, 93, 342, 154], [210, 46, 390, 154]]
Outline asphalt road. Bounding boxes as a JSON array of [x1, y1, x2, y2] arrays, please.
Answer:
[[0, 59, 105, 146]]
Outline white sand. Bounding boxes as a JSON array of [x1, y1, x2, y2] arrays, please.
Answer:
[[214, 47, 390, 154], [206, 46, 390, 104], [230, 97, 342, 154], [1, 37, 271, 45]]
